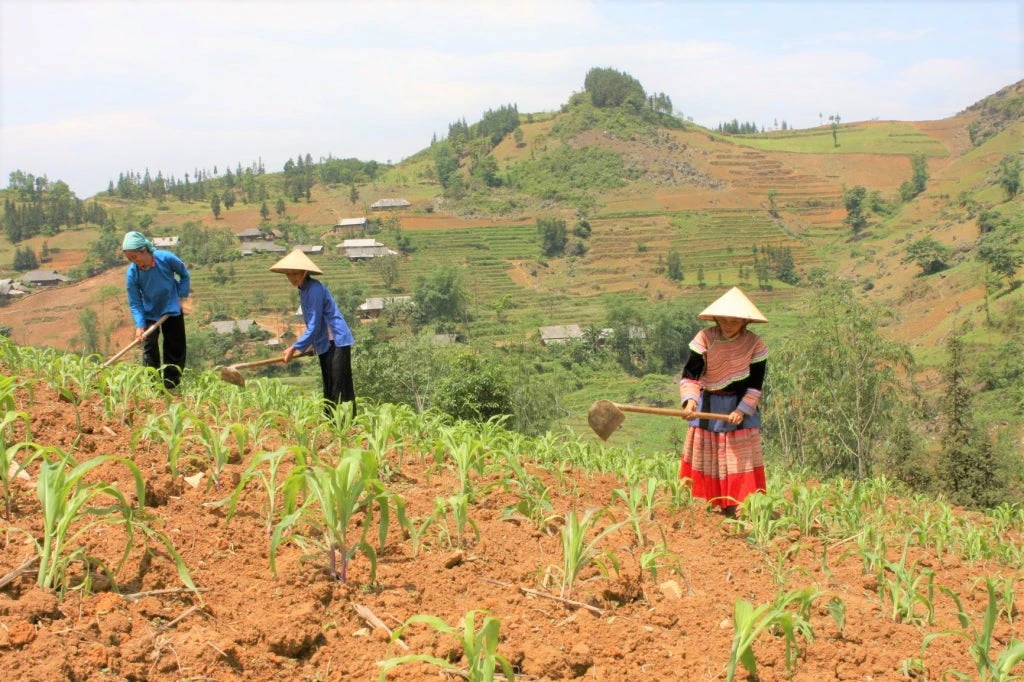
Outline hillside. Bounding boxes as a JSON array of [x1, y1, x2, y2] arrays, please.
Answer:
[[1, 79, 1022, 453]]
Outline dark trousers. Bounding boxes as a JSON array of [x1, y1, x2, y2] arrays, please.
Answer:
[[142, 314, 186, 389], [317, 342, 356, 417]]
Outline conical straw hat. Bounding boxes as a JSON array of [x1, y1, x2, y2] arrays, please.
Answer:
[[270, 248, 322, 274], [698, 287, 768, 323]]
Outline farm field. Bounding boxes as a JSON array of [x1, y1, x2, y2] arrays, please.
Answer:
[[2, 344, 1022, 681]]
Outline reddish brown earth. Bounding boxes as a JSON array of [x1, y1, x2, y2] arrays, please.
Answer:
[[1, 379, 1021, 681]]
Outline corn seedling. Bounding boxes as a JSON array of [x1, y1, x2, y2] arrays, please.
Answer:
[[191, 421, 236, 489], [767, 542, 805, 587], [271, 449, 407, 584], [557, 507, 623, 600], [923, 580, 1024, 681], [500, 484, 557, 533], [28, 449, 195, 597], [378, 609, 516, 682], [406, 512, 436, 557], [662, 477, 695, 514], [1, 438, 42, 519], [880, 543, 936, 625], [828, 596, 847, 638], [639, 542, 687, 589], [984, 575, 1018, 625], [740, 490, 786, 548], [611, 478, 661, 548], [132, 403, 197, 477], [785, 482, 826, 536], [214, 445, 311, 536], [726, 587, 819, 682], [435, 493, 480, 549]]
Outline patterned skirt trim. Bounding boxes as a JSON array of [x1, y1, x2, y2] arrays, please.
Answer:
[[679, 426, 766, 507]]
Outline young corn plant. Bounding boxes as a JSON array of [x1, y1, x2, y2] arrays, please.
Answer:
[[740, 490, 787, 548], [726, 587, 819, 682], [611, 478, 661, 547], [923, 580, 1024, 681], [556, 508, 623, 601], [1, 438, 42, 519], [828, 596, 847, 639], [191, 421, 236, 489], [27, 449, 195, 597], [214, 445, 312, 536], [131, 402, 196, 477], [271, 449, 407, 584], [879, 542, 936, 625], [378, 609, 516, 682], [439, 493, 480, 549]]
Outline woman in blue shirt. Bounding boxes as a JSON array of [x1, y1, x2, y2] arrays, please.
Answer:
[[271, 249, 356, 416], [122, 231, 191, 389]]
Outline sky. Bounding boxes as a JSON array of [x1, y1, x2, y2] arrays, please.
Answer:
[[1, 0, 1021, 198]]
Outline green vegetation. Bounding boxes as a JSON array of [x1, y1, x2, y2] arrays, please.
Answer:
[[728, 122, 950, 156]]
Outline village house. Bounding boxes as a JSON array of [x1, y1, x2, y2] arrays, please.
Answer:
[[235, 228, 265, 241], [334, 217, 368, 234], [153, 236, 180, 249], [209, 319, 270, 335], [20, 270, 71, 287], [369, 198, 410, 211], [338, 238, 397, 261], [239, 242, 287, 257], [538, 324, 584, 345], [356, 295, 412, 320], [295, 245, 324, 255], [0, 279, 29, 298]]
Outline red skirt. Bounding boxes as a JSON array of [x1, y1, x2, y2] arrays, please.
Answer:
[[679, 426, 766, 507]]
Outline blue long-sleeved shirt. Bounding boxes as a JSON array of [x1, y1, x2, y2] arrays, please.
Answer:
[[125, 250, 190, 328], [295, 277, 354, 355]]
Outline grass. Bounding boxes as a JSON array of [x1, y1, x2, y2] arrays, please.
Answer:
[[728, 123, 951, 157]]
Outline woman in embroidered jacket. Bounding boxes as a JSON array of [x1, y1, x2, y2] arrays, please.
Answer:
[[679, 287, 769, 515]]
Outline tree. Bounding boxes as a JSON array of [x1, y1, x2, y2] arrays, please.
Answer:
[[763, 278, 918, 479], [210, 193, 221, 219], [910, 153, 929, 196], [222, 188, 235, 209], [767, 188, 779, 218], [977, 228, 1022, 289], [413, 264, 468, 325], [843, 185, 868, 233], [12, 246, 38, 270], [938, 326, 1001, 508], [275, 198, 286, 217], [536, 216, 568, 257], [902, 236, 950, 275], [259, 201, 270, 221], [349, 184, 359, 205], [371, 254, 400, 291], [77, 308, 100, 355], [583, 67, 646, 108], [666, 249, 683, 281], [998, 154, 1021, 199], [829, 113, 841, 147]]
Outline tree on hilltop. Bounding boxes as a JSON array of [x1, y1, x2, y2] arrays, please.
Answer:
[[584, 67, 645, 108]]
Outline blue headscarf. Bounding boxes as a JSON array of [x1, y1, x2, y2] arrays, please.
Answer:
[[122, 231, 154, 251]]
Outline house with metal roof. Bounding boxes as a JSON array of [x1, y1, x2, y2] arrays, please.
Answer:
[[538, 324, 584, 345], [153, 236, 180, 249], [334, 217, 368, 232], [295, 245, 324, 255], [235, 228, 265, 241], [338, 238, 397, 261], [357, 295, 413, 319], [370, 198, 410, 210], [240, 242, 287, 256], [209, 319, 269, 335], [0, 279, 29, 297], [21, 270, 71, 287]]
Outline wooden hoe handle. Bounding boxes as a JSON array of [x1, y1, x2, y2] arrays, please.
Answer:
[[612, 402, 733, 420]]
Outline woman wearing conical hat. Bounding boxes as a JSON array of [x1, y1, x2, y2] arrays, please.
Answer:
[[679, 287, 769, 517], [271, 249, 356, 417]]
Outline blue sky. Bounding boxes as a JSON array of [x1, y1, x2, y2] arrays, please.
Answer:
[[1, 0, 1020, 198]]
